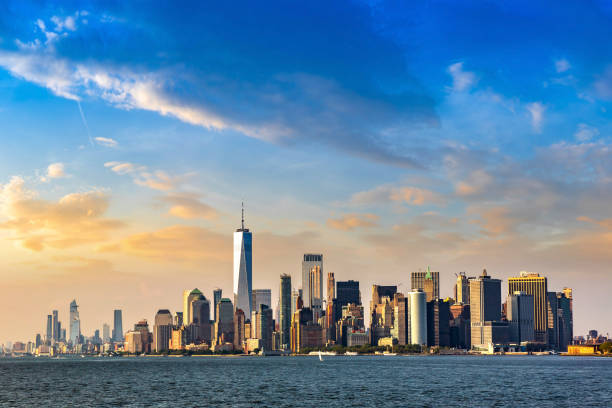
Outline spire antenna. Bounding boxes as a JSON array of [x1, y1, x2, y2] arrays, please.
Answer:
[[241, 201, 245, 230]]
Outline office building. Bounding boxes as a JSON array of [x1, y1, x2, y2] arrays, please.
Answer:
[[454, 272, 470, 304], [336, 280, 361, 308], [252, 289, 272, 314], [470, 269, 508, 349], [370, 285, 397, 345], [290, 308, 324, 353], [449, 303, 470, 349], [556, 291, 573, 351], [213, 288, 222, 321], [547, 292, 558, 349], [153, 310, 173, 352], [409, 290, 428, 346], [52, 310, 59, 342], [411, 267, 440, 301], [215, 298, 235, 345], [124, 331, 142, 354], [507, 291, 535, 343], [508, 272, 549, 343], [234, 309, 245, 351], [427, 299, 451, 347], [301, 254, 323, 310], [102, 323, 110, 342], [234, 204, 253, 317], [113, 309, 123, 342], [46, 315, 52, 344], [336, 303, 365, 346], [134, 319, 151, 353], [258, 304, 274, 352], [69, 300, 81, 345], [327, 272, 335, 302], [279, 274, 292, 349], [182, 290, 191, 326]]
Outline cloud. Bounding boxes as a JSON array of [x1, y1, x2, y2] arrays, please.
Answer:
[[0, 5, 439, 168], [574, 123, 599, 142], [594, 66, 612, 100], [41, 162, 67, 181], [555, 58, 571, 73], [104, 161, 137, 175], [350, 185, 443, 206], [447, 62, 477, 92], [455, 169, 493, 196], [327, 213, 379, 231], [0, 176, 124, 250], [97, 225, 229, 261], [161, 193, 218, 220], [526, 102, 545, 133], [95, 137, 118, 148]]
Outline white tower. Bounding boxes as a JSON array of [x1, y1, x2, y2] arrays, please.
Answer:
[[233, 203, 252, 317]]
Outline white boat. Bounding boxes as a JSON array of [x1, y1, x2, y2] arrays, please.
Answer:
[[383, 352, 397, 356], [318, 351, 323, 361], [345, 351, 358, 356]]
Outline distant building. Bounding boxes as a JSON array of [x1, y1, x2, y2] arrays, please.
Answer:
[[291, 289, 303, 317], [302, 254, 323, 312], [547, 291, 558, 349], [449, 303, 470, 349], [370, 285, 397, 345], [336, 303, 365, 346], [470, 269, 508, 349], [252, 289, 272, 314], [234, 204, 253, 317], [69, 300, 81, 345], [556, 291, 573, 351], [52, 310, 59, 342], [213, 288, 222, 322], [133, 319, 151, 353], [153, 310, 174, 352], [234, 309, 245, 351], [507, 291, 535, 343], [454, 272, 470, 304], [346, 328, 368, 347], [290, 308, 324, 353], [508, 272, 548, 343], [411, 267, 440, 300], [125, 331, 142, 354], [279, 274, 292, 350], [113, 310, 123, 342], [327, 272, 335, 302], [215, 298, 235, 345], [427, 299, 451, 347], [258, 304, 274, 351], [409, 291, 427, 346], [336, 280, 361, 308], [102, 323, 111, 343], [46, 315, 52, 344]]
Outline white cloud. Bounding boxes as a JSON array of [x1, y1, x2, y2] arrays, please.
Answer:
[[526, 102, 545, 133], [95, 137, 118, 148], [104, 161, 137, 175], [447, 62, 477, 92], [555, 58, 571, 73], [574, 123, 599, 142], [40, 162, 67, 182]]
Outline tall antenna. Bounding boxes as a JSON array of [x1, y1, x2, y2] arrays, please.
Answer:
[[241, 201, 245, 230]]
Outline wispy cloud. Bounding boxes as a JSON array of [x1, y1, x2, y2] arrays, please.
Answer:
[[447, 62, 477, 92], [555, 58, 571, 73], [327, 213, 379, 231], [95, 137, 118, 148], [526, 102, 545, 133]]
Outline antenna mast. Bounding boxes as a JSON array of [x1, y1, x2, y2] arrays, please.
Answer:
[[241, 201, 245, 230]]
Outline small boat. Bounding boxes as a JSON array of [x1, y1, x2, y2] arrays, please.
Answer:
[[383, 352, 397, 356], [318, 351, 323, 361], [345, 351, 358, 356]]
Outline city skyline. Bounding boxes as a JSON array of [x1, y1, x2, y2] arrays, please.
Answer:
[[2, 1, 612, 344]]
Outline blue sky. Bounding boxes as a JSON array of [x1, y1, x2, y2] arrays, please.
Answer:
[[0, 0, 611, 341]]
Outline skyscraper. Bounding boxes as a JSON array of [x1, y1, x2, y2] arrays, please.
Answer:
[[327, 272, 335, 302], [547, 292, 558, 349], [113, 309, 123, 342], [52, 310, 59, 342], [301, 254, 323, 309], [409, 290, 427, 346], [215, 298, 235, 345], [279, 274, 292, 349], [234, 204, 253, 317], [455, 272, 470, 304], [186, 288, 205, 325], [213, 288, 222, 322], [102, 323, 110, 342], [470, 269, 507, 349], [69, 300, 81, 345], [556, 291, 573, 351], [182, 290, 191, 326], [252, 289, 272, 313], [507, 291, 535, 343], [258, 304, 273, 352], [508, 272, 548, 343], [154, 309, 174, 352], [46, 314, 52, 344], [411, 267, 440, 300], [336, 280, 361, 307]]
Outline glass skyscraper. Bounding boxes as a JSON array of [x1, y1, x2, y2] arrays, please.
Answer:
[[69, 300, 81, 345], [233, 204, 252, 317]]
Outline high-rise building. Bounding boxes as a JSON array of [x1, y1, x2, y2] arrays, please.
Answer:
[[454, 272, 470, 304], [291, 289, 302, 317], [508, 272, 548, 343], [52, 310, 59, 342], [547, 292, 558, 349], [153, 310, 173, 352], [507, 291, 535, 343], [174, 312, 183, 327], [336, 280, 360, 308], [411, 267, 440, 300], [252, 289, 272, 314], [370, 285, 397, 345], [185, 288, 205, 325], [290, 308, 324, 353], [301, 254, 323, 310], [234, 309, 245, 351], [102, 323, 110, 342], [234, 204, 253, 317], [409, 290, 427, 346], [215, 298, 235, 345], [309, 265, 323, 320], [427, 299, 451, 347], [69, 300, 81, 345], [113, 309, 123, 342], [556, 291, 573, 351], [279, 274, 292, 349], [182, 290, 191, 326], [213, 288, 222, 322], [470, 269, 507, 349], [46, 314, 53, 344], [258, 304, 274, 352], [327, 272, 335, 302]]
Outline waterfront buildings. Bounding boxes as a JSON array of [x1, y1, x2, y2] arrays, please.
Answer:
[[214, 298, 235, 346], [290, 308, 324, 353], [508, 272, 548, 343], [279, 274, 292, 349], [301, 254, 323, 312], [46, 315, 52, 344], [252, 289, 272, 313], [454, 272, 470, 304], [102, 323, 110, 343], [213, 288, 222, 321], [234, 205, 253, 317], [409, 290, 428, 346], [327, 272, 335, 302], [233, 309, 245, 351], [427, 299, 451, 347]]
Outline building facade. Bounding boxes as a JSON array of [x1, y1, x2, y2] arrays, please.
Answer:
[[233, 205, 253, 317]]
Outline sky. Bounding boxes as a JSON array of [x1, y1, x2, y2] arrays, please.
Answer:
[[0, 0, 611, 343]]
